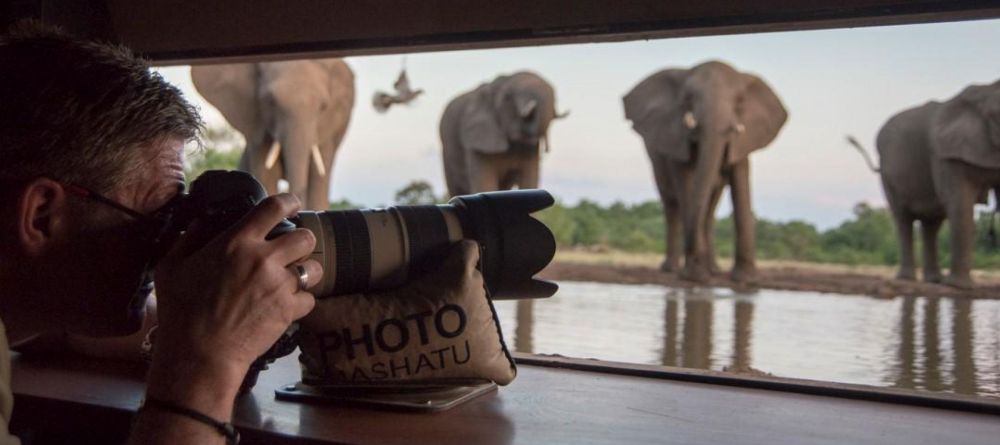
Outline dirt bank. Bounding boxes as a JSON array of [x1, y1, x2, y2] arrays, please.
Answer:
[[538, 256, 1000, 299]]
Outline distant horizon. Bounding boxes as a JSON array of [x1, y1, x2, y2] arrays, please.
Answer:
[[157, 18, 1000, 230]]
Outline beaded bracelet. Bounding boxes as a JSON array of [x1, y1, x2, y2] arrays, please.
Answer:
[[139, 397, 240, 445]]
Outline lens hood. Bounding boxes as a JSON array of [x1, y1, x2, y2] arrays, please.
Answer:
[[449, 189, 559, 300]]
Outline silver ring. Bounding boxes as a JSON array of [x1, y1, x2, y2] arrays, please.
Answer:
[[292, 264, 309, 291]]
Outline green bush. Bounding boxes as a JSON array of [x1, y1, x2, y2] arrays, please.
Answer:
[[184, 126, 244, 186], [394, 180, 444, 205], [535, 199, 1000, 269]]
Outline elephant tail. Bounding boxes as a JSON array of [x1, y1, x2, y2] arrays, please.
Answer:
[[845, 135, 880, 173], [989, 188, 1000, 250]]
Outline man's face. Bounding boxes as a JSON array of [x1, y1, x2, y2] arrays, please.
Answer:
[[49, 138, 186, 337]]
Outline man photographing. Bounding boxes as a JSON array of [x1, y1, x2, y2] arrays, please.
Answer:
[[0, 22, 323, 444]]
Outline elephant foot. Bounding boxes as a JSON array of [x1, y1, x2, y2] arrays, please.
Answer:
[[943, 274, 974, 290], [680, 263, 711, 284], [923, 270, 943, 284], [660, 259, 680, 273], [709, 261, 723, 276], [895, 269, 917, 281], [731, 264, 759, 284]]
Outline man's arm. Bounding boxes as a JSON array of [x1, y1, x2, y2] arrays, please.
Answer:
[[128, 193, 321, 445], [129, 360, 243, 444]]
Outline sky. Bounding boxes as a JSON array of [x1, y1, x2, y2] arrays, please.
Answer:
[[155, 18, 1000, 230]]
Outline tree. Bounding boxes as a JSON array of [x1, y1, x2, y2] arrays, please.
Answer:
[[185, 125, 244, 185], [394, 180, 440, 205]]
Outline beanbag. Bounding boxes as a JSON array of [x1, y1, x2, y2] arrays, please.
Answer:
[[296, 241, 517, 386]]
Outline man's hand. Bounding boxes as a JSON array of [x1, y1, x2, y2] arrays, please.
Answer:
[[132, 193, 322, 443]]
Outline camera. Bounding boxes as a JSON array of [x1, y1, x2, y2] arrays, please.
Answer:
[[154, 170, 559, 390], [163, 170, 558, 300]]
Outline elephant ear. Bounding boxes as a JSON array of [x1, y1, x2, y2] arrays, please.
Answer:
[[623, 69, 690, 162], [460, 86, 509, 154], [932, 83, 1000, 168], [190, 63, 260, 136], [729, 73, 787, 164]]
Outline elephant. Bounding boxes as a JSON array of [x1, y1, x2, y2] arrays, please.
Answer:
[[624, 61, 788, 284], [191, 59, 355, 210], [440, 71, 566, 197], [847, 78, 1000, 288], [847, 104, 947, 283]]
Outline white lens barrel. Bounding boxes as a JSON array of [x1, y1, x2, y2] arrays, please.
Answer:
[[296, 206, 464, 298]]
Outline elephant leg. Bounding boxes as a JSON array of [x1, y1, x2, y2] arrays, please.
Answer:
[[891, 210, 917, 281], [442, 142, 468, 197], [703, 182, 724, 275], [664, 203, 682, 273], [518, 150, 541, 190], [729, 159, 757, 283], [944, 196, 977, 289], [499, 149, 539, 191], [650, 157, 680, 272], [468, 152, 502, 193], [940, 162, 978, 289], [921, 218, 944, 283], [498, 166, 522, 191]]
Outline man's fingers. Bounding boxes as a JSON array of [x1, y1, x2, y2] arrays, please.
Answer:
[[289, 290, 317, 321], [286, 258, 324, 294], [233, 193, 302, 241], [269, 228, 317, 265]]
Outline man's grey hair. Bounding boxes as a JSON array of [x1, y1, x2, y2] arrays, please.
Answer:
[[0, 20, 203, 195]]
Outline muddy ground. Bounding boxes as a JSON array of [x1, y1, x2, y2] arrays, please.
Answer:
[[538, 260, 1000, 299]]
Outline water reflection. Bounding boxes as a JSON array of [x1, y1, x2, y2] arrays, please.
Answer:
[[681, 297, 713, 369], [924, 298, 944, 391], [493, 282, 1000, 399], [514, 300, 534, 353], [732, 300, 754, 372], [660, 300, 677, 366], [659, 290, 753, 371], [894, 297, 916, 389], [953, 298, 977, 395], [892, 296, 981, 395]]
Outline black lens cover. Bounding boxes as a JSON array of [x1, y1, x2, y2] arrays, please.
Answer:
[[450, 189, 558, 300]]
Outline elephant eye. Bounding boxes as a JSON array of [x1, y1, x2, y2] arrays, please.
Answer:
[[734, 96, 746, 114], [680, 94, 693, 109]]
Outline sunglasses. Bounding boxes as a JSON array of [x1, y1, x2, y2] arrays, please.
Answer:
[[58, 180, 185, 264]]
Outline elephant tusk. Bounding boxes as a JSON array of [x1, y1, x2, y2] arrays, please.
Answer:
[[734, 122, 746, 134], [311, 144, 326, 176], [683, 111, 697, 130], [519, 99, 538, 118], [265, 141, 281, 169]]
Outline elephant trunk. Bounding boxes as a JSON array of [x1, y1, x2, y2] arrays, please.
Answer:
[[682, 134, 726, 277], [277, 122, 317, 207]]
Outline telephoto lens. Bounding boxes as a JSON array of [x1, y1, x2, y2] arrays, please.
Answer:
[[180, 170, 559, 300], [296, 189, 558, 300]]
